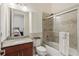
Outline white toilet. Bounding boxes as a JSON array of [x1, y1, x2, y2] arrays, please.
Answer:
[[33, 39, 47, 56], [36, 46, 47, 56]]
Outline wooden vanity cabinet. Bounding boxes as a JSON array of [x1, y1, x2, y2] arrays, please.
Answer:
[[3, 42, 33, 56]]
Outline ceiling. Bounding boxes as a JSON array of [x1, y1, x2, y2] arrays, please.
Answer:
[[24, 3, 52, 13], [24, 3, 79, 13]]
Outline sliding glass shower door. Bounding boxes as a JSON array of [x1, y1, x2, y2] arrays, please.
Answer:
[[53, 9, 77, 55]]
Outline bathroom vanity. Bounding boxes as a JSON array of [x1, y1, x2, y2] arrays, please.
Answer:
[[2, 38, 33, 56], [0, 5, 33, 56]]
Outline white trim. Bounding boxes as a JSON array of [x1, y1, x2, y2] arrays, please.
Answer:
[[29, 12, 32, 33], [24, 12, 26, 36], [77, 7, 79, 55], [0, 5, 1, 51], [11, 9, 25, 37]]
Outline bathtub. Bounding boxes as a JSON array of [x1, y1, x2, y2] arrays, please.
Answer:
[[45, 42, 78, 56], [45, 44, 62, 56]]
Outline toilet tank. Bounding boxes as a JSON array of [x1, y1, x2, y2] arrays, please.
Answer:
[[33, 39, 42, 47]]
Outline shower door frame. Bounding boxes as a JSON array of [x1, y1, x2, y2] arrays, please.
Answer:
[[48, 5, 79, 55]]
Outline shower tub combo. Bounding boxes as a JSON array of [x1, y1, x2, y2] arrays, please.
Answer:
[[45, 42, 78, 56]]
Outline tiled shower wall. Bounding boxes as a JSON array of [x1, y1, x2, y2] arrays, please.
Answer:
[[42, 17, 53, 42], [43, 10, 77, 49], [30, 32, 42, 39]]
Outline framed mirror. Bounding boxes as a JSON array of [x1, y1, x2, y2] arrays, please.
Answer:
[[10, 8, 29, 38]]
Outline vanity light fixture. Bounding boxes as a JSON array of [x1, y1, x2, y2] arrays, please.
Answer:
[[9, 3, 16, 9], [8, 3, 28, 12], [22, 6, 28, 12], [16, 3, 28, 12]]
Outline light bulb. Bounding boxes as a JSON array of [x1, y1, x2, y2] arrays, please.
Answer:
[[22, 6, 28, 12]]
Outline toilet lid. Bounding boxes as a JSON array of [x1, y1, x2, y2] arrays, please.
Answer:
[[36, 46, 46, 51]]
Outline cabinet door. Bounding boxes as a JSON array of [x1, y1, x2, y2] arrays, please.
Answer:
[[19, 43, 33, 56], [4, 46, 19, 56], [18, 50, 22, 56], [22, 47, 33, 56]]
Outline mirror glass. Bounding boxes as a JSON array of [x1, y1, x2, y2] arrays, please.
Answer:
[[10, 8, 29, 37]]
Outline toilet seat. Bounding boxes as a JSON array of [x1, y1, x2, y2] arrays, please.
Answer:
[[36, 46, 46, 52]]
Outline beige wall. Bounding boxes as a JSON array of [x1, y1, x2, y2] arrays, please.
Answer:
[[42, 17, 53, 42], [31, 12, 42, 33]]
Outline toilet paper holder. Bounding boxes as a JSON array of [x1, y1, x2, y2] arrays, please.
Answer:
[[33, 37, 41, 39]]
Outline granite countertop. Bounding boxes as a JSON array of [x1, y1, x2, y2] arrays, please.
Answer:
[[2, 37, 33, 48]]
